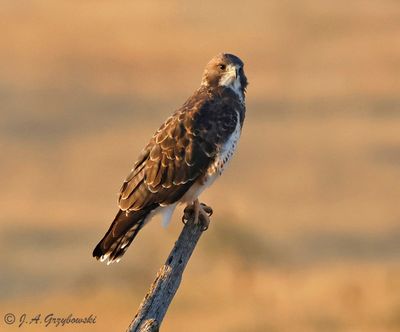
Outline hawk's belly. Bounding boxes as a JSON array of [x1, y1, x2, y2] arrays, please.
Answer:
[[181, 111, 242, 204]]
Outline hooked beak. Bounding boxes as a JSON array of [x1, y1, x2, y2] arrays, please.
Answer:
[[228, 65, 237, 79], [218, 64, 240, 88]]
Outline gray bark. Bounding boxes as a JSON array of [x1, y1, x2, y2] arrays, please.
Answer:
[[127, 216, 208, 332]]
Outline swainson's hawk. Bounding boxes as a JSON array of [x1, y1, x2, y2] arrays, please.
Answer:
[[93, 53, 248, 264]]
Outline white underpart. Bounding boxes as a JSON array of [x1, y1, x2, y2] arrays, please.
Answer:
[[161, 203, 178, 227], [219, 64, 243, 102], [208, 110, 242, 177], [181, 111, 242, 204]]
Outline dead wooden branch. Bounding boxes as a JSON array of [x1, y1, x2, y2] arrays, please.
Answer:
[[127, 211, 210, 332]]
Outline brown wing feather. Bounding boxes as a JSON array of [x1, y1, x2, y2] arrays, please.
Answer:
[[118, 86, 245, 212]]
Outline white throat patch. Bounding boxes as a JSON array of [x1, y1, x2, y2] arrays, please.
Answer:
[[219, 64, 243, 102]]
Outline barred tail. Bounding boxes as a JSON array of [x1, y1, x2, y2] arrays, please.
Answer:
[[92, 204, 157, 264]]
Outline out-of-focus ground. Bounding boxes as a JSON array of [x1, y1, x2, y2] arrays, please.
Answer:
[[1, 1, 400, 331]]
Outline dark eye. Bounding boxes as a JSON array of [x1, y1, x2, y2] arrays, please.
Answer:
[[218, 64, 226, 70]]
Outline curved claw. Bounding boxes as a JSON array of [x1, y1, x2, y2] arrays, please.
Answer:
[[198, 208, 210, 231], [182, 206, 193, 225], [200, 203, 213, 216], [200, 223, 209, 231], [182, 200, 212, 230]]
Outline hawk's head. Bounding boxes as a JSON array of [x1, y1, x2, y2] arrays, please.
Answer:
[[201, 53, 248, 100]]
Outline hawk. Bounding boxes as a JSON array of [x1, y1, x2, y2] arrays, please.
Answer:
[[93, 53, 248, 264]]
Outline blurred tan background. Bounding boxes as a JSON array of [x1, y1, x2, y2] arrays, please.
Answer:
[[1, 1, 400, 331]]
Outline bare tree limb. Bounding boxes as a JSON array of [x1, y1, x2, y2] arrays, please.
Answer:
[[127, 210, 210, 332]]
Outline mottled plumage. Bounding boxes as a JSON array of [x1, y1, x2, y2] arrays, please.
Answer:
[[93, 53, 248, 264]]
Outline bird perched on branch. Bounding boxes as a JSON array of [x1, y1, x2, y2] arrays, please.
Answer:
[[93, 53, 248, 265]]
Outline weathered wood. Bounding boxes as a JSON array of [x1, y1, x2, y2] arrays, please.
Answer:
[[127, 214, 209, 332]]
